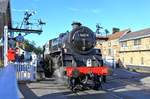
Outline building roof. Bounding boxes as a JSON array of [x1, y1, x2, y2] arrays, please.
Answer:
[[96, 35, 108, 41], [0, 0, 9, 13], [120, 28, 150, 41], [0, 0, 11, 26], [0, 0, 12, 38], [108, 29, 130, 40]]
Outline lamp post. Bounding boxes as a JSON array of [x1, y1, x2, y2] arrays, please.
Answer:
[[4, 26, 8, 67], [113, 49, 116, 69]]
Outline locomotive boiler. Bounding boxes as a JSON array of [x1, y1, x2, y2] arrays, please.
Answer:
[[43, 22, 110, 91]]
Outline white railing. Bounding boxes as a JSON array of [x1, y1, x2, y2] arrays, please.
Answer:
[[14, 62, 37, 81], [0, 62, 37, 82]]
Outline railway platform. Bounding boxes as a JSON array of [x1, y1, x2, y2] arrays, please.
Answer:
[[0, 63, 150, 99]]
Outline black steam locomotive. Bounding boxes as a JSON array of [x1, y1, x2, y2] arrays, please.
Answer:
[[43, 22, 103, 75], [43, 22, 109, 91]]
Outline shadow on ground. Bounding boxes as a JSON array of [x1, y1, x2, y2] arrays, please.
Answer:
[[19, 68, 150, 99]]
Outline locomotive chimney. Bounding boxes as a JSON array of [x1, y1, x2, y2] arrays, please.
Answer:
[[71, 21, 82, 29], [112, 28, 120, 34]]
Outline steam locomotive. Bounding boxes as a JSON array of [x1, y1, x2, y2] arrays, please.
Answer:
[[43, 22, 110, 91]]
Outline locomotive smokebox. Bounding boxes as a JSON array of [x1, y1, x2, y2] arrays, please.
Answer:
[[69, 26, 96, 54]]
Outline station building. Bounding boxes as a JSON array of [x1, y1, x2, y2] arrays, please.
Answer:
[[96, 27, 150, 70], [96, 28, 130, 67], [119, 28, 150, 69]]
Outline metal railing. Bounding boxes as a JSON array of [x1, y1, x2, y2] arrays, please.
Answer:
[[14, 62, 37, 81], [0, 62, 37, 82]]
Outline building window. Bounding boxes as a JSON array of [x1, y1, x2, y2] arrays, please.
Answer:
[[134, 39, 141, 46], [121, 41, 127, 47], [141, 57, 144, 65], [130, 57, 133, 64], [108, 49, 111, 56], [108, 42, 111, 47], [122, 57, 124, 63], [96, 40, 102, 45]]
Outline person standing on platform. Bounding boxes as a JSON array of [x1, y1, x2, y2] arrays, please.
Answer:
[[8, 37, 16, 49], [20, 52, 25, 62], [7, 48, 16, 63], [15, 33, 24, 49], [15, 48, 19, 62]]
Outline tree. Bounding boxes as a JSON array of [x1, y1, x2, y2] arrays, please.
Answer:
[[23, 39, 43, 55], [24, 40, 35, 52], [105, 29, 109, 37], [34, 46, 43, 55], [96, 24, 103, 35]]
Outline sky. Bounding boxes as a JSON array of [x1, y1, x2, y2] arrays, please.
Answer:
[[11, 0, 150, 47]]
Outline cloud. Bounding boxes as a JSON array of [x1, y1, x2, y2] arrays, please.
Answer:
[[91, 9, 101, 14], [67, 7, 101, 14], [12, 9, 26, 12], [67, 7, 80, 12], [33, 0, 40, 2], [12, 8, 37, 13]]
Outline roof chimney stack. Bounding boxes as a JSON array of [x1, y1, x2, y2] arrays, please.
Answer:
[[112, 28, 120, 34]]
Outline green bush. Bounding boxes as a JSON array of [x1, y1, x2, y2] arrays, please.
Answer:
[[127, 67, 130, 71], [132, 69, 137, 72], [0, 60, 3, 67]]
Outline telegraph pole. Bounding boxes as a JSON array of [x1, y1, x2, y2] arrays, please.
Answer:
[[9, 11, 45, 35], [3, 10, 45, 66]]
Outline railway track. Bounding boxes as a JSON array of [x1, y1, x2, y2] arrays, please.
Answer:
[[72, 87, 123, 99], [108, 75, 150, 90], [117, 78, 150, 95], [104, 75, 150, 97], [69, 73, 150, 99], [74, 91, 89, 99]]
